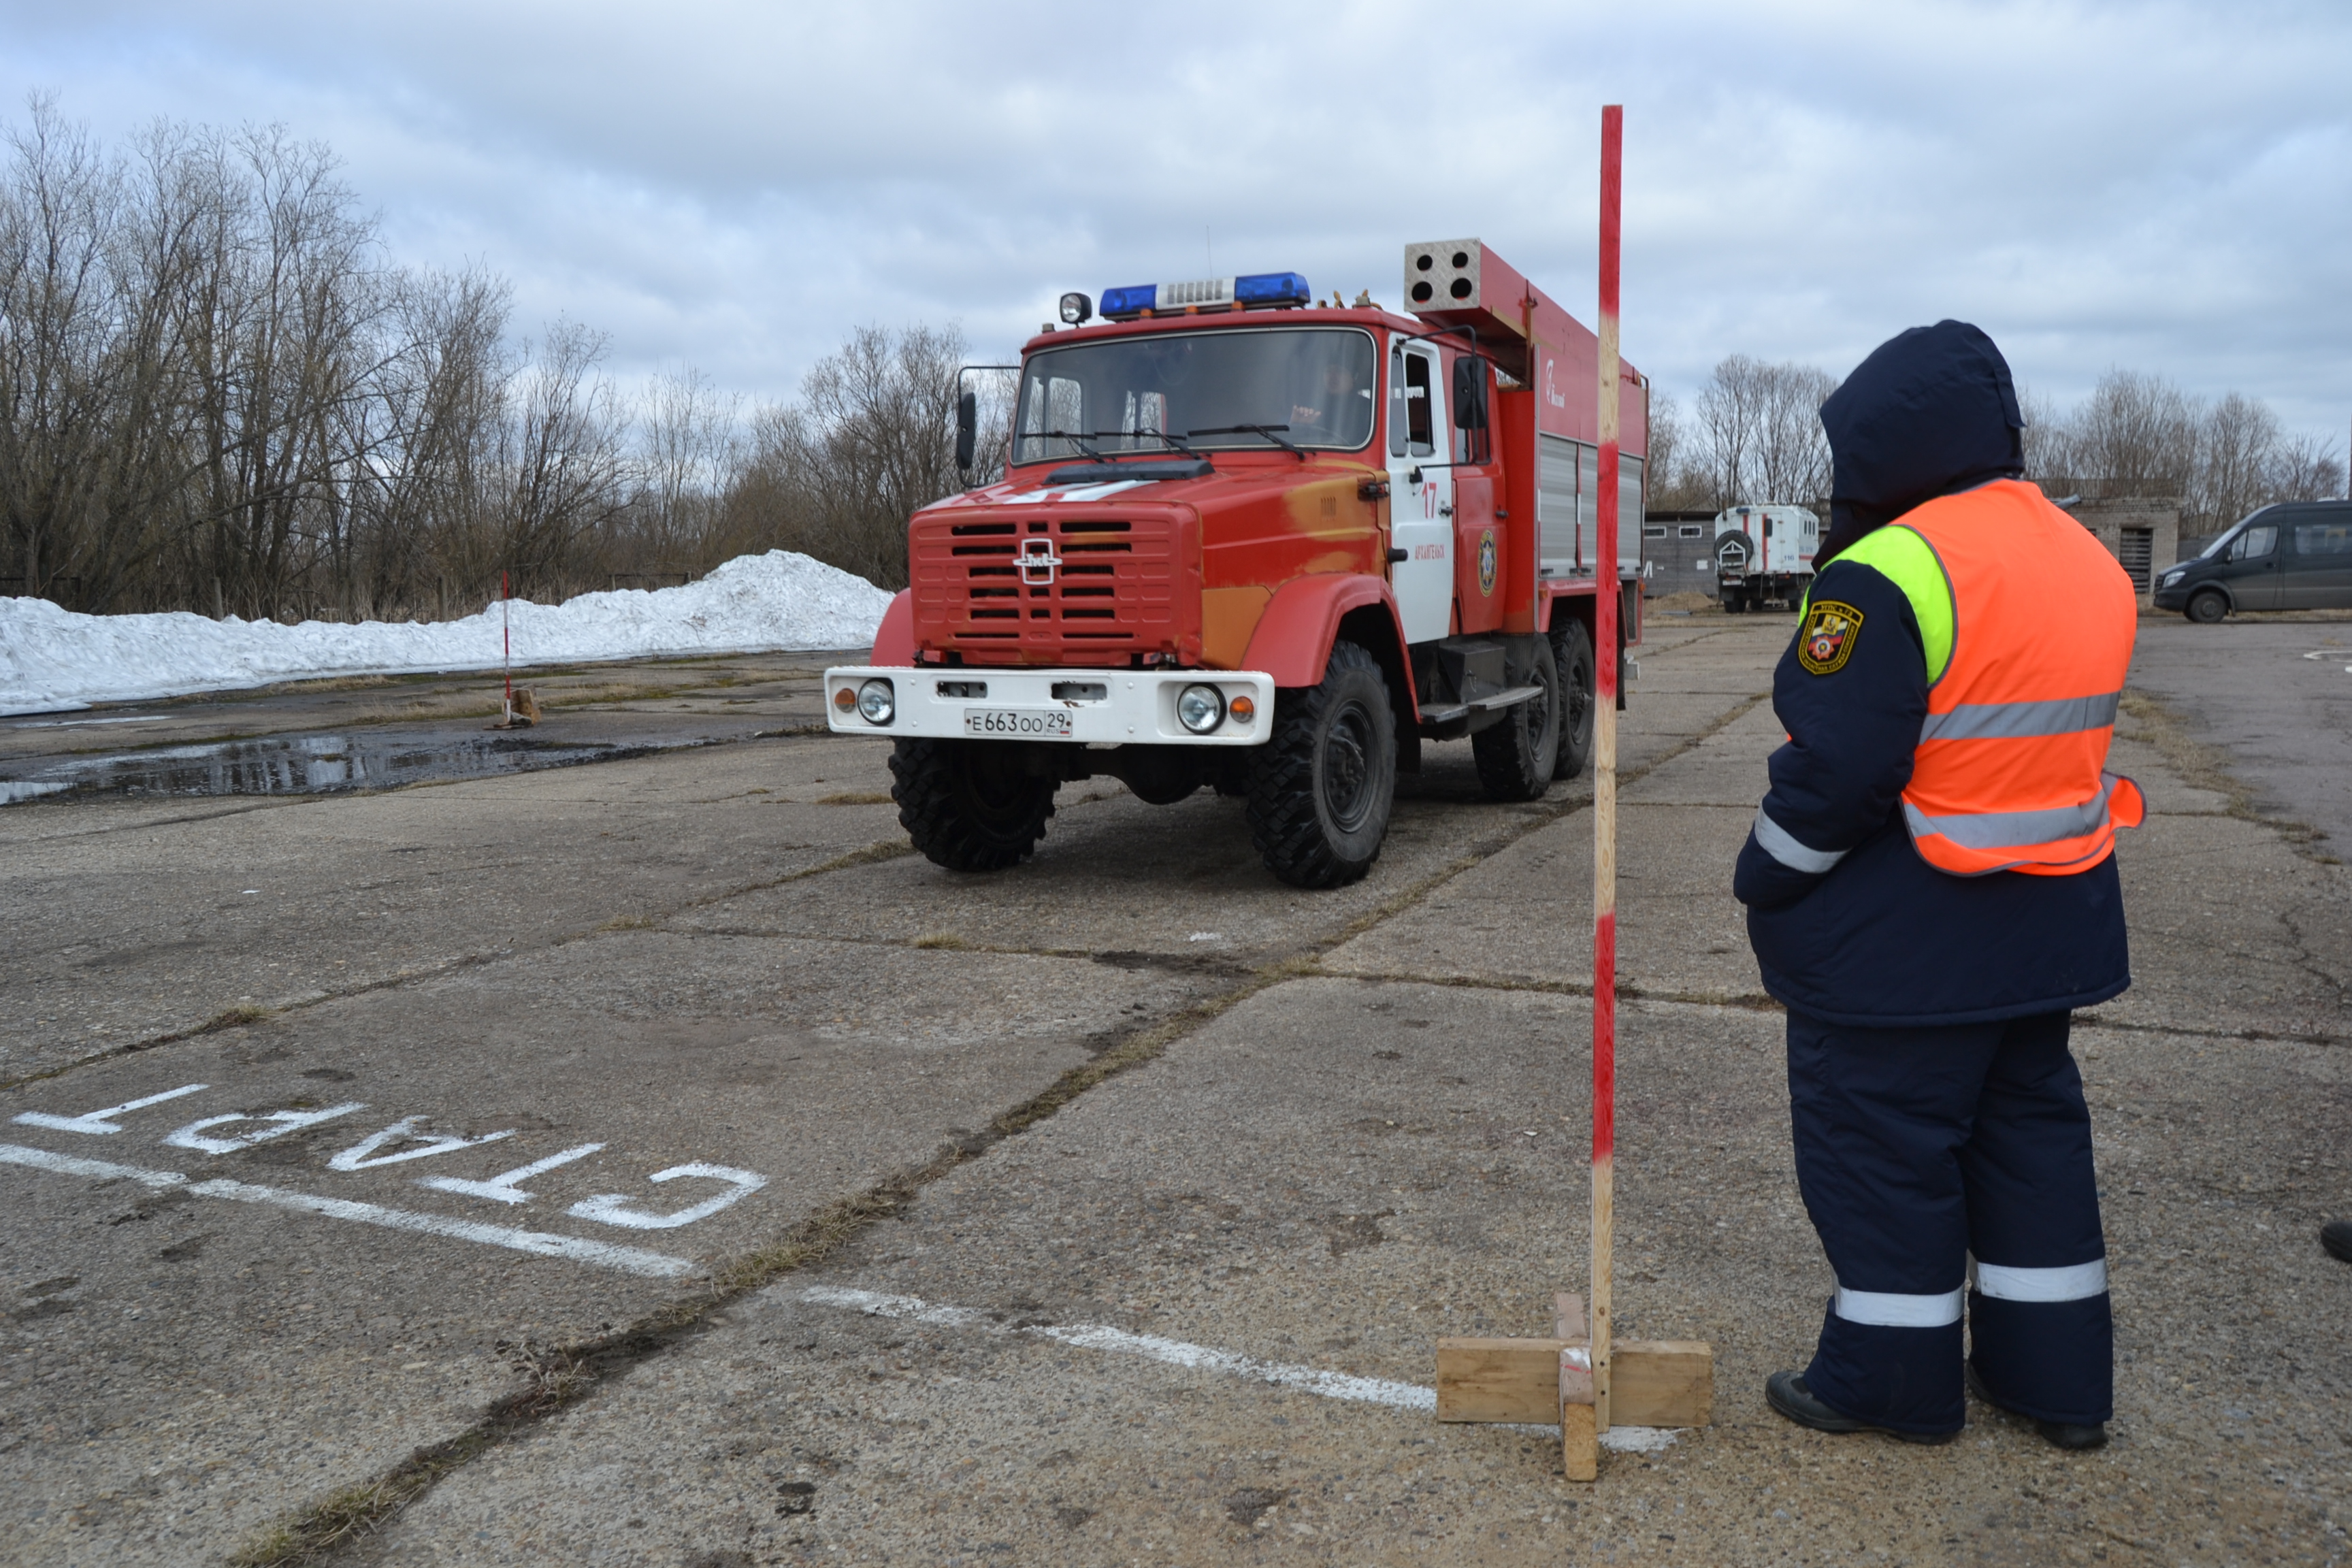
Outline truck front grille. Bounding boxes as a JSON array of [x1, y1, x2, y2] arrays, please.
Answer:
[[912, 514, 1186, 663]]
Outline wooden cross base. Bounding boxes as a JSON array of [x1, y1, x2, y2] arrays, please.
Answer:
[[1435, 1294, 1712, 1482]]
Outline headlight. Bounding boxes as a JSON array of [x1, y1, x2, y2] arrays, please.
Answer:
[[2160, 569, 2185, 586], [856, 678, 895, 725], [1176, 683, 1226, 734]]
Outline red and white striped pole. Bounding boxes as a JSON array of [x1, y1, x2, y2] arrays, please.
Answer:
[[1590, 102, 1624, 1435]]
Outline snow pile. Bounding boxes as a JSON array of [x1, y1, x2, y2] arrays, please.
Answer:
[[0, 550, 894, 715]]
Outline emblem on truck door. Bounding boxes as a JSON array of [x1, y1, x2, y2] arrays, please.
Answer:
[[1477, 529, 1498, 596], [1017, 538, 1063, 586]]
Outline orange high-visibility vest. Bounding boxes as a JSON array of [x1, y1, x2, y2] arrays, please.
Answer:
[[1828, 479, 2146, 877]]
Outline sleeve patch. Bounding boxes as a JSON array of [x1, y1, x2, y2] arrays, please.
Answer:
[[1798, 600, 1865, 674]]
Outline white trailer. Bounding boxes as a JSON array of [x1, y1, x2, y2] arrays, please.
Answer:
[[1712, 503, 1818, 612]]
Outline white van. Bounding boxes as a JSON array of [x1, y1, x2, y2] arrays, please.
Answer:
[[1713, 504, 1819, 612]]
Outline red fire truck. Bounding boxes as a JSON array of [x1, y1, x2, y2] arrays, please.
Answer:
[[827, 239, 1647, 888]]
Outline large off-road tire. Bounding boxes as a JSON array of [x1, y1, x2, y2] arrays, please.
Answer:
[[1245, 641, 1396, 889], [1473, 638, 1563, 800], [889, 738, 1056, 872], [1551, 620, 1598, 779]]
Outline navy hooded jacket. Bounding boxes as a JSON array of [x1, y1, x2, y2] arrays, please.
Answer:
[[1733, 322, 2132, 1027]]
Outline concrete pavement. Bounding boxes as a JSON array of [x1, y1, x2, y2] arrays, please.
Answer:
[[3, 611, 2346, 1567]]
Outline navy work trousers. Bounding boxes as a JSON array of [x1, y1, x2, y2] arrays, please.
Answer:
[[1787, 1009, 2113, 1435]]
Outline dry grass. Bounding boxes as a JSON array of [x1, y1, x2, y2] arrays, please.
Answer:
[[2119, 690, 2338, 863], [910, 932, 970, 950], [538, 681, 693, 708], [1646, 590, 1718, 612], [815, 790, 895, 806]]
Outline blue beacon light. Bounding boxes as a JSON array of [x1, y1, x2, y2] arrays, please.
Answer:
[[1096, 272, 1311, 319]]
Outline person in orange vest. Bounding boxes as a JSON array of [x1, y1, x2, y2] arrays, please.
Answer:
[[1737, 321, 2142, 1450]]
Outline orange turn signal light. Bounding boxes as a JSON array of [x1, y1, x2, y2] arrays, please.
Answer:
[[832, 686, 857, 710], [1228, 695, 1256, 722]]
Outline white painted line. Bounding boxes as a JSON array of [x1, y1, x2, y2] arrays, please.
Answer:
[[796, 1285, 1679, 1450], [0, 1143, 191, 1188], [0, 1141, 695, 1278]]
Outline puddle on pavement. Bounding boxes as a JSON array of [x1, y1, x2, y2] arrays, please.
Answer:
[[0, 731, 676, 803]]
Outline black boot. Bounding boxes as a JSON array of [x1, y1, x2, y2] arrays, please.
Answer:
[[1966, 1361, 2108, 1450], [1765, 1371, 1957, 1445]]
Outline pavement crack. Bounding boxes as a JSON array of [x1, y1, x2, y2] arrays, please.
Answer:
[[0, 951, 512, 1094]]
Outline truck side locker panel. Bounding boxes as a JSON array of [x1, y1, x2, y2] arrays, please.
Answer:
[[1495, 387, 1540, 634]]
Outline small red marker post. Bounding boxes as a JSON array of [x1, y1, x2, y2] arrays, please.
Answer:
[[502, 570, 513, 719], [1590, 101, 1624, 1437]]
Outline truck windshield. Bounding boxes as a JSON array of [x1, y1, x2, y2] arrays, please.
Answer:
[[1013, 327, 1376, 463]]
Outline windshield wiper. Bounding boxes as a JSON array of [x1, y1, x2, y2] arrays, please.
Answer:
[[1060, 427, 1207, 460], [1187, 423, 1305, 459], [1015, 428, 1102, 459]]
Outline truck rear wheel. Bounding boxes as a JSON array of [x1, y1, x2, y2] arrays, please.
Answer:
[[1246, 640, 1396, 889], [889, 738, 1057, 872], [1474, 638, 1563, 800], [1552, 620, 1597, 779]]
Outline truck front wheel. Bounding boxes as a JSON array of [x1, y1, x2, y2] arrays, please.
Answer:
[[889, 738, 1057, 872], [1247, 640, 1396, 889]]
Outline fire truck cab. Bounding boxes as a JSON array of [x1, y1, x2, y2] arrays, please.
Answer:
[[827, 240, 1646, 888]]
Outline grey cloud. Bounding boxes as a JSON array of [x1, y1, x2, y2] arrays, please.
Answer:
[[3, 0, 2344, 440]]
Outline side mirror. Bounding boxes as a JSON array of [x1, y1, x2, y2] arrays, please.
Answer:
[[1452, 356, 1488, 431], [955, 390, 977, 471]]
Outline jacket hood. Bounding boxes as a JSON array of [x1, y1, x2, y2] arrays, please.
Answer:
[[1818, 320, 2025, 549]]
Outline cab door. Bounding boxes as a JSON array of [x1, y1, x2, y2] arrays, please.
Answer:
[[2218, 521, 2283, 609], [1386, 342, 1453, 644]]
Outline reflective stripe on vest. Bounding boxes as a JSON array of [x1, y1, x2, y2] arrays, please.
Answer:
[[1834, 480, 2143, 878], [1917, 690, 2121, 742]]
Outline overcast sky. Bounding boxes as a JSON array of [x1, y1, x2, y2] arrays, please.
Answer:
[[5, 0, 2347, 448]]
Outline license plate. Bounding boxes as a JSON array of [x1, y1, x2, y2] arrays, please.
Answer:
[[964, 708, 1073, 738]]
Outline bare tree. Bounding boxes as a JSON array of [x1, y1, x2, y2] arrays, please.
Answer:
[[2068, 370, 2196, 499], [2264, 432, 2345, 508], [737, 323, 979, 589], [2017, 387, 2072, 488], [2029, 374, 2342, 531], [482, 320, 632, 599], [625, 364, 742, 572], [1691, 355, 1837, 510]]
